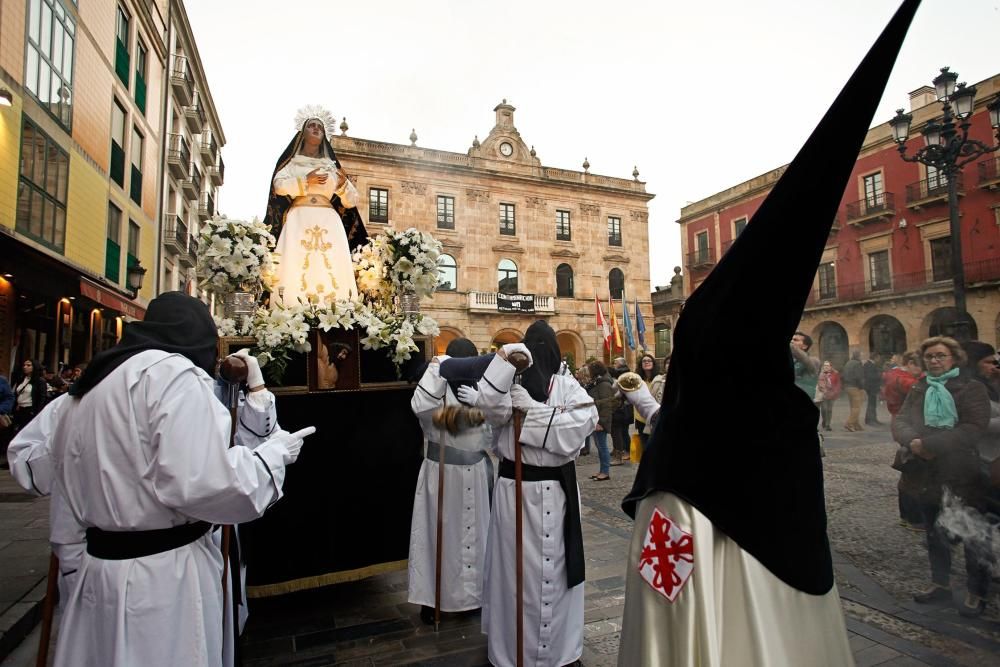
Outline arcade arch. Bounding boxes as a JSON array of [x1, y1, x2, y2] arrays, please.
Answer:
[[924, 307, 978, 340], [555, 329, 586, 371], [433, 326, 465, 356], [490, 328, 523, 350], [862, 314, 907, 361], [814, 321, 849, 370]]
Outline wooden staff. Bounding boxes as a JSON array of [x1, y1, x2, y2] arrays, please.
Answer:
[[218, 357, 248, 596], [35, 552, 59, 667], [434, 390, 447, 632], [506, 350, 530, 667]]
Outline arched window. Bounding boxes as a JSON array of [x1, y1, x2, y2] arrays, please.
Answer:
[[556, 263, 574, 298], [498, 259, 518, 294], [438, 253, 457, 291], [609, 268, 625, 299]]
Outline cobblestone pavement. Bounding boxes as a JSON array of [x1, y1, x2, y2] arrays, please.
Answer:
[[3, 397, 1000, 665]]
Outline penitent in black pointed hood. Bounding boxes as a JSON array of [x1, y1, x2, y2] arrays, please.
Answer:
[[622, 0, 922, 595]]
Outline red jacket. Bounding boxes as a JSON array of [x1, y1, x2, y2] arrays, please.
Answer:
[[817, 370, 841, 401], [882, 367, 921, 416]]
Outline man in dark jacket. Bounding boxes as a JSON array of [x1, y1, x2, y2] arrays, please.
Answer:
[[863, 355, 883, 425], [842, 350, 865, 431], [586, 361, 616, 481], [608, 358, 633, 464]]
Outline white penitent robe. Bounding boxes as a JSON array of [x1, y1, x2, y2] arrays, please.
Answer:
[[477, 356, 598, 667], [48, 351, 293, 667], [618, 492, 854, 667], [271, 154, 360, 306], [408, 359, 492, 612], [8, 393, 66, 496]]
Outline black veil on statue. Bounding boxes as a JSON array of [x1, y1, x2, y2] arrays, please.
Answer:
[[622, 0, 922, 596], [263, 119, 369, 252]]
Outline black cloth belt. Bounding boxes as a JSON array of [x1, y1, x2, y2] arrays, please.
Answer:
[[86, 521, 212, 560], [498, 458, 585, 588]]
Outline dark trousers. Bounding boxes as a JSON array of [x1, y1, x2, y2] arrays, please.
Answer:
[[921, 500, 992, 597], [820, 400, 834, 429], [865, 389, 880, 424], [611, 420, 629, 456]]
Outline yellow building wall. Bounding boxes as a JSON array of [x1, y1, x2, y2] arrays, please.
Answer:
[[0, 0, 26, 81], [72, 16, 114, 172], [0, 96, 24, 231], [64, 152, 110, 274]]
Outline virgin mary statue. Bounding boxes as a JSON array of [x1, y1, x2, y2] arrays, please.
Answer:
[[264, 107, 369, 306]]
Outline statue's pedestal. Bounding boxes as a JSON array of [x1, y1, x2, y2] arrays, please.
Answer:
[[219, 331, 431, 596]]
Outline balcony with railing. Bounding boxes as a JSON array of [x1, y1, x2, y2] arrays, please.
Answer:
[[183, 161, 202, 198], [806, 256, 1000, 308], [198, 191, 215, 221], [163, 215, 188, 255], [845, 192, 896, 226], [185, 235, 200, 268], [166, 134, 190, 179], [978, 156, 1000, 190], [685, 248, 715, 270], [200, 130, 219, 166], [170, 55, 194, 106], [467, 291, 555, 314], [185, 91, 206, 133], [210, 153, 225, 186], [905, 173, 963, 210]]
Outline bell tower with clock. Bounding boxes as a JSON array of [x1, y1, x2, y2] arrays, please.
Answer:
[[469, 99, 537, 164]]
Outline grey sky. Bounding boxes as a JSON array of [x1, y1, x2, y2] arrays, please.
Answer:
[[186, 0, 998, 287]]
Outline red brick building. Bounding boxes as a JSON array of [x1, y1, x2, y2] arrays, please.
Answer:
[[676, 73, 1000, 369]]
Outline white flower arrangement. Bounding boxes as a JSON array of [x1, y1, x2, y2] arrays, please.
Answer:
[[197, 216, 277, 295], [204, 222, 441, 382]]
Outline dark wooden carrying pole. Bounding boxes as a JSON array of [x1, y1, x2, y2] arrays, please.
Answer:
[[434, 394, 447, 631], [35, 552, 59, 667], [507, 350, 530, 667], [219, 357, 248, 596]]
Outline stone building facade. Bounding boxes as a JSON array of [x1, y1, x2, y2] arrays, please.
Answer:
[[330, 101, 654, 366], [677, 73, 1000, 369]]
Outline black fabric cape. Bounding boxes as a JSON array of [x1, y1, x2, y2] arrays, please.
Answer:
[[69, 291, 219, 397], [263, 121, 369, 252], [622, 0, 922, 596]]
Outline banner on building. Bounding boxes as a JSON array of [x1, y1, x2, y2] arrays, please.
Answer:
[[497, 293, 535, 313]]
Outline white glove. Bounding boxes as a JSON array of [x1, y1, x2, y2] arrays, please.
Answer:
[[509, 384, 538, 412], [266, 426, 316, 465], [232, 348, 265, 389], [621, 382, 659, 424], [501, 343, 532, 368], [457, 384, 480, 406]]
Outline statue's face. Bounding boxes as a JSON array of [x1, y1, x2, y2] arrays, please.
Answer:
[[303, 119, 325, 144]]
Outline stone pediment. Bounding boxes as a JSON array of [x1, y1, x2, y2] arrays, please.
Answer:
[[492, 243, 524, 254], [465, 100, 541, 166], [550, 248, 580, 259], [603, 253, 630, 263]]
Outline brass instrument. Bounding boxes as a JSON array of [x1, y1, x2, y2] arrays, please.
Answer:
[[616, 371, 644, 392]]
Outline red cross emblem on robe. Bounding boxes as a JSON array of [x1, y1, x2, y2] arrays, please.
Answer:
[[637, 507, 694, 601]]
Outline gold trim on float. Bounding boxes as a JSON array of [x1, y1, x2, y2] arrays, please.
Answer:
[[246, 559, 408, 598]]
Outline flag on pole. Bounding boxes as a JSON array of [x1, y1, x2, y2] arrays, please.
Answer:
[[595, 295, 611, 350], [609, 295, 623, 351], [635, 298, 647, 351], [622, 288, 636, 350]]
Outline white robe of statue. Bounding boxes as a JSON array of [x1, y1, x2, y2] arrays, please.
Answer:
[[477, 356, 598, 667], [48, 351, 294, 667], [271, 154, 360, 306], [408, 358, 493, 612]]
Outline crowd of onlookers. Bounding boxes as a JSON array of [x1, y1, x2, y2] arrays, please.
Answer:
[[570, 353, 668, 481], [0, 360, 84, 468]]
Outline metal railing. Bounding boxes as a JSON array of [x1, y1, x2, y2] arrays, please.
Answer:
[[163, 215, 188, 254], [806, 256, 1000, 307], [467, 292, 555, 313], [685, 248, 714, 268], [199, 191, 215, 219], [185, 91, 206, 131], [201, 130, 218, 164], [170, 55, 194, 103], [166, 134, 190, 178], [845, 192, 895, 222], [905, 173, 962, 204], [978, 156, 1000, 187]]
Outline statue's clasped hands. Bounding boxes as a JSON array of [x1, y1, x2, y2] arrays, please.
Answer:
[[306, 167, 328, 186]]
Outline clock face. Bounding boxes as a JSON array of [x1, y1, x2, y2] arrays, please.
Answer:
[[499, 142, 513, 157]]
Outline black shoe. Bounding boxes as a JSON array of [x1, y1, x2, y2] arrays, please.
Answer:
[[914, 585, 951, 604], [958, 594, 986, 618], [419, 605, 436, 625]]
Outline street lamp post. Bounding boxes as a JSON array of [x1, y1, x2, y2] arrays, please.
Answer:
[[890, 67, 1000, 341]]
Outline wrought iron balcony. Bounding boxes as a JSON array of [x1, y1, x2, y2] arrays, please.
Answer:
[[978, 156, 1000, 190], [467, 291, 555, 314], [184, 91, 206, 134], [163, 215, 188, 255], [845, 192, 895, 226], [184, 235, 200, 268], [166, 134, 190, 180], [198, 191, 215, 221], [170, 55, 194, 106], [210, 154, 224, 186], [905, 174, 963, 210], [182, 162, 201, 198], [200, 130, 219, 166], [685, 248, 715, 270]]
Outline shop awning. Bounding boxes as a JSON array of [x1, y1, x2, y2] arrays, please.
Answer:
[[79, 279, 146, 319]]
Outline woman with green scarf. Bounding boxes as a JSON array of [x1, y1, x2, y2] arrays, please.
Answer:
[[892, 336, 991, 618]]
